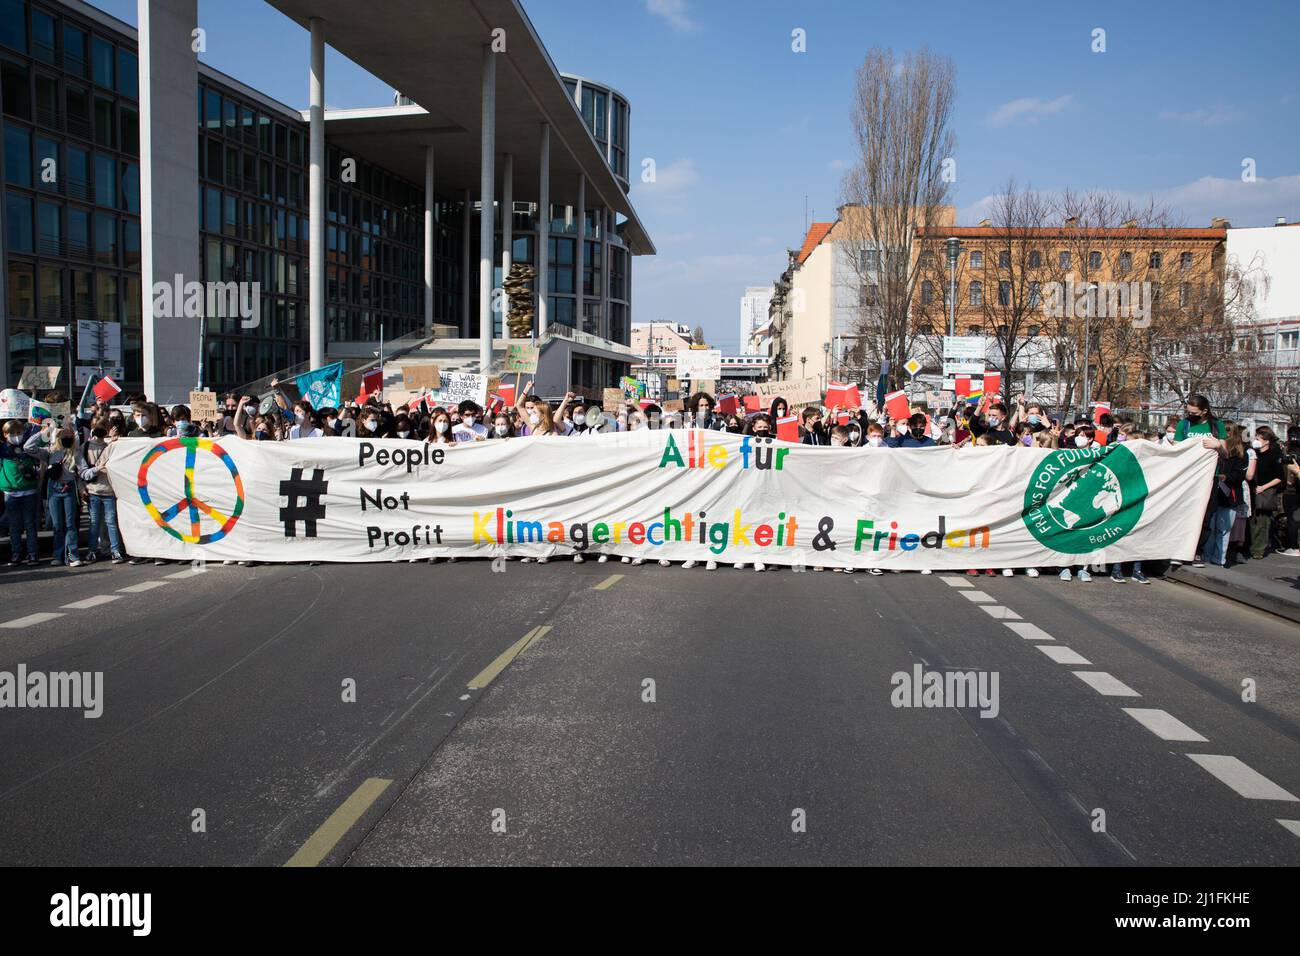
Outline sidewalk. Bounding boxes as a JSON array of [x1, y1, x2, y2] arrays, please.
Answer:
[[1166, 551, 1300, 625]]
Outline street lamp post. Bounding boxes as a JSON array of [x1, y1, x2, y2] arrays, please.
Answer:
[[822, 341, 831, 390], [945, 237, 962, 338], [1083, 282, 1098, 414]]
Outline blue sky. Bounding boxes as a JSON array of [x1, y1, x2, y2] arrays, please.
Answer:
[[93, 0, 1300, 351]]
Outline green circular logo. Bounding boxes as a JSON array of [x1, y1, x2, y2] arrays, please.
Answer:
[[1022, 445, 1148, 554]]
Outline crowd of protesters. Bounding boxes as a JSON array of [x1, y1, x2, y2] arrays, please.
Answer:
[[3, 380, 1299, 579]]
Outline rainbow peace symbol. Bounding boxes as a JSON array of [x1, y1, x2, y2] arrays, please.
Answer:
[[137, 437, 245, 544]]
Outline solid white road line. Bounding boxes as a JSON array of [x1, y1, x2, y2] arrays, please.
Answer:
[[1121, 707, 1208, 742], [117, 580, 168, 593], [165, 568, 206, 580], [61, 594, 123, 610], [1186, 755, 1299, 802], [1035, 644, 1092, 665], [959, 590, 995, 603], [1071, 670, 1141, 697], [979, 605, 1022, 620], [1277, 820, 1300, 838], [1004, 622, 1054, 641], [0, 612, 65, 629], [940, 577, 973, 588]]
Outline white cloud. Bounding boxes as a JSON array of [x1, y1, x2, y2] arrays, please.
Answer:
[[631, 158, 700, 215], [645, 0, 699, 33], [828, 159, 848, 171], [1157, 104, 1241, 126], [987, 94, 1072, 127]]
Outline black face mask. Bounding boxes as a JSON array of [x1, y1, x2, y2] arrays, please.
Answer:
[[910, 427, 926, 440], [753, 429, 770, 437], [1187, 412, 1202, 423]]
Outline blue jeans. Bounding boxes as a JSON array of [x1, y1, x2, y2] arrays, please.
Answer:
[[1202, 506, 1235, 567], [87, 494, 123, 556], [5, 493, 39, 560], [48, 486, 80, 563]]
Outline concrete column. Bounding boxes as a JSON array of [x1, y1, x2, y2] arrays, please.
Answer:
[[139, 0, 200, 405], [500, 152, 512, 337], [308, 18, 325, 369], [423, 145, 434, 337], [460, 188, 470, 336], [575, 173, 585, 333], [537, 123, 550, 338], [478, 46, 495, 373], [601, 208, 610, 341]]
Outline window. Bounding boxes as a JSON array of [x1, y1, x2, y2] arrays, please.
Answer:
[[921, 280, 934, 305], [94, 212, 117, 265], [92, 36, 114, 88], [968, 280, 982, 306], [860, 248, 880, 272], [6, 193, 33, 251], [34, 71, 56, 126], [966, 324, 981, 336], [117, 49, 137, 99], [1179, 282, 1191, 307], [94, 152, 116, 206], [998, 281, 1011, 305], [1088, 250, 1101, 269], [123, 219, 139, 268], [1, 57, 31, 118], [94, 95, 116, 148], [1027, 324, 1040, 336], [33, 10, 56, 64], [37, 264, 62, 321], [96, 272, 118, 322], [1059, 251, 1070, 270], [4, 124, 31, 185], [1149, 251, 1162, 269], [1028, 250, 1042, 268], [63, 24, 87, 77], [860, 283, 878, 308], [120, 106, 138, 155], [1029, 281, 1041, 308], [1118, 251, 1132, 272], [1279, 330, 1299, 351], [998, 250, 1010, 269], [204, 88, 221, 130], [36, 199, 60, 254], [65, 82, 90, 137], [67, 207, 89, 256], [1180, 251, 1192, 272], [0, 0, 26, 53], [970, 250, 983, 269]]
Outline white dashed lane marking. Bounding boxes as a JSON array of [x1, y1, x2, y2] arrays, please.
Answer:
[[1277, 820, 1300, 838], [1187, 755, 1299, 802], [61, 595, 123, 610], [117, 580, 168, 593], [165, 569, 205, 580], [1121, 707, 1208, 742], [1035, 644, 1092, 666], [959, 590, 995, 603], [0, 612, 65, 629], [940, 577, 973, 588], [1004, 622, 1053, 641], [1071, 670, 1141, 697], [979, 605, 1021, 620]]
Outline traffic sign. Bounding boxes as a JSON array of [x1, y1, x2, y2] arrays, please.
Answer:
[[904, 358, 922, 377]]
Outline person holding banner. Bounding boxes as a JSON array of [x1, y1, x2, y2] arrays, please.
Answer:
[[1, 419, 42, 566], [289, 401, 325, 440], [800, 407, 830, 445], [25, 422, 83, 567], [452, 401, 488, 442], [426, 409, 456, 446], [885, 413, 935, 448], [687, 392, 722, 430], [78, 418, 125, 564]]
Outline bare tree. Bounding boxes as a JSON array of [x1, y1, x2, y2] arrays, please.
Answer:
[[840, 47, 956, 392], [692, 325, 706, 346]]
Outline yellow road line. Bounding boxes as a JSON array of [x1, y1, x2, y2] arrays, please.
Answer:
[[284, 777, 392, 867], [467, 625, 552, 690], [592, 574, 624, 591]]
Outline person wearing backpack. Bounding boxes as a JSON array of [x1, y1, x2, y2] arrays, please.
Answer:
[[1200, 426, 1247, 569], [1, 419, 41, 566], [1173, 394, 1227, 443]]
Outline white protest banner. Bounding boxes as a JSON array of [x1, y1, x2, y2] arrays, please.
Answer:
[[675, 349, 722, 379], [0, 388, 31, 419], [107, 432, 1215, 570], [431, 372, 488, 407], [751, 377, 822, 405]]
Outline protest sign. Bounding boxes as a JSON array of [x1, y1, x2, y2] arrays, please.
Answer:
[[505, 345, 539, 374], [675, 349, 722, 379], [825, 382, 862, 410], [19, 367, 61, 391], [0, 388, 31, 419], [751, 378, 822, 405], [603, 388, 624, 413], [401, 365, 441, 391], [432, 372, 488, 407], [107, 432, 1216, 571], [189, 390, 219, 421], [983, 373, 1002, 398], [884, 390, 910, 421], [716, 395, 738, 416], [776, 415, 800, 442]]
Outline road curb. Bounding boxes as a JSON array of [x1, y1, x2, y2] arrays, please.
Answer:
[[1165, 564, 1300, 625]]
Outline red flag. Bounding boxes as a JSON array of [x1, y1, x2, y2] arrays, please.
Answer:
[[716, 394, 738, 416], [1092, 401, 1111, 426], [776, 415, 800, 442], [824, 382, 861, 410], [983, 373, 1001, 398], [361, 367, 383, 397], [884, 390, 910, 422], [743, 395, 762, 413], [92, 375, 121, 402], [494, 383, 517, 407], [954, 376, 971, 398]]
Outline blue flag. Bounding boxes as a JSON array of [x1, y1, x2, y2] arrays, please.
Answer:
[[295, 362, 344, 409]]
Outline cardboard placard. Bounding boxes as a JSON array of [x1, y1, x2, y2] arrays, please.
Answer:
[[432, 372, 488, 408], [401, 364, 441, 390], [19, 366, 62, 391], [603, 388, 624, 413], [505, 344, 540, 374], [189, 390, 219, 421], [663, 399, 685, 413], [751, 377, 822, 406]]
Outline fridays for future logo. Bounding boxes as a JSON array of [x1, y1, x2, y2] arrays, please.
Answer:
[[1022, 445, 1148, 554]]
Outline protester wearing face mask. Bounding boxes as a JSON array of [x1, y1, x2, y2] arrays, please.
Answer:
[[426, 410, 455, 446], [800, 406, 829, 445], [1, 419, 41, 566], [488, 413, 514, 440], [359, 410, 383, 437], [128, 402, 162, 438], [24, 422, 82, 567], [78, 418, 125, 564], [1012, 398, 1048, 434], [289, 401, 325, 439], [452, 401, 488, 442], [864, 423, 887, 448], [885, 412, 935, 448], [1161, 420, 1179, 445], [687, 392, 721, 431], [1249, 426, 1285, 559], [969, 400, 1016, 446], [1174, 394, 1226, 443]]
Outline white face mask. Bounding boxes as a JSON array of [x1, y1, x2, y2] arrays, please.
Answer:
[[435, 421, 448, 434], [327, 418, 337, 428], [573, 414, 586, 427], [397, 430, 410, 439], [7, 435, 21, 446], [1251, 439, 1262, 449], [896, 422, 909, 436], [831, 438, 845, 447], [868, 436, 883, 447], [364, 420, 378, 432], [494, 424, 509, 437], [529, 413, 540, 426], [988, 416, 1002, 427], [134, 416, 145, 428], [296, 410, 307, 421], [630, 417, 645, 430], [1075, 435, 1090, 448], [463, 416, 475, 427]]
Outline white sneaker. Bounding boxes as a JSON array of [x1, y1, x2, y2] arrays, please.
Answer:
[[1002, 568, 1014, 577], [521, 557, 535, 563], [598, 554, 609, 563], [705, 560, 717, 570], [842, 566, 854, 574], [538, 556, 549, 564], [920, 569, 932, 575], [868, 568, 883, 575], [1078, 569, 1092, 582], [659, 559, 671, 567], [632, 558, 645, 566], [682, 560, 698, 569], [1279, 549, 1300, 557], [1059, 568, 1072, 581], [734, 562, 746, 570], [753, 561, 766, 572], [621, 556, 631, 563], [1025, 567, 1040, 578], [67, 558, 82, 568], [573, 554, 585, 563]]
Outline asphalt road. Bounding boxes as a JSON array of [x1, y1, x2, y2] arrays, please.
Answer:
[[0, 556, 1297, 866]]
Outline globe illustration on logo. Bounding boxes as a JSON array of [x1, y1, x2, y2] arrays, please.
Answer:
[[137, 437, 245, 544], [1022, 446, 1147, 554]]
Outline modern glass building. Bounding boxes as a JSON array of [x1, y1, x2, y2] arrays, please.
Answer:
[[0, 0, 654, 400]]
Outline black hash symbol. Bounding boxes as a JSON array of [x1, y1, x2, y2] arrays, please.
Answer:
[[280, 467, 328, 538]]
